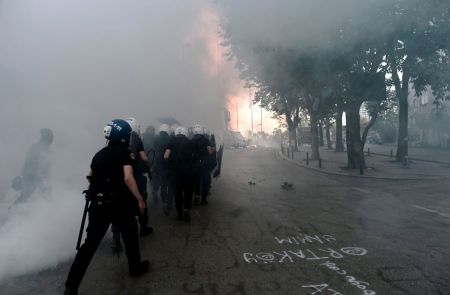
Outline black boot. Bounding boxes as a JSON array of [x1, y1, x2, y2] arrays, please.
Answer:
[[129, 260, 150, 277]]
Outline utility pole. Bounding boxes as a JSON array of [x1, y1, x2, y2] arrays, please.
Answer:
[[260, 103, 263, 133], [236, 102, 239, 130], [250, 88, 253, 135], [224, 109, 230, 131]]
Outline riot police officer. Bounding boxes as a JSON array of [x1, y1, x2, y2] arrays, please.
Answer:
[[164, 126, 195, 222], [191, 124, 213, 205], [153, 124, 173, 215], [64, 119, 149, 295], [125, 117, 153, 237]]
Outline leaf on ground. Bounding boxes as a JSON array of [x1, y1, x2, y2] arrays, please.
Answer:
[[281, 182, 294, 190]]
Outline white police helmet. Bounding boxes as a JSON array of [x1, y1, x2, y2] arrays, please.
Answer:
[[175, 126, 188, 136], [158, 124, 170, 134], [125, 117, 140, 134], [169, 124, 178, 135], [192, 124, 203, 135]]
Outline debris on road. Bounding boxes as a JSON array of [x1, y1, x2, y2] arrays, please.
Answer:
[[281, 182, 293, 190], [248, 181, 256, 185]]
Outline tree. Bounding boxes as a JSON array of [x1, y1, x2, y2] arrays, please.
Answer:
[[345, 65, 386, 170], [255, 85, 302, 151], [384, 0, 450, 161]]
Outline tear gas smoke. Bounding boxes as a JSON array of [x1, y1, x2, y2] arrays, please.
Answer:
[[0, 0, 238, 281], [217, 0, 393, 52]]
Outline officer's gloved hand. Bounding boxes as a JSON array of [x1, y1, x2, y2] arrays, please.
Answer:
[[83, 189, 94, 201]]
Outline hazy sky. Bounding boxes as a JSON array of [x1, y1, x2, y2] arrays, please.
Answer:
[[0, 0, 246, 281], [0, 0, 238, 192], [0, 0, 402, 281], [217, 0, 390, 52]]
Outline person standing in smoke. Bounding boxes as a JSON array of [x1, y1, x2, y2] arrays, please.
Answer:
[[191, 124, 213, 205], [153, 124, 173, 215], [141, 125, 157, 203], [64, 119, 149, 295], [12, 128, 53, 205], [142, 125, 156, 153], [164, 126, 195, 222], [125, 117, 153, 237], [206, 132, 218, 194]]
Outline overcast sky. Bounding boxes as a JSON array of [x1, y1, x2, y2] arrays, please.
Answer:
[[0, 0, 411, 281], [0, 0, 241, 281]]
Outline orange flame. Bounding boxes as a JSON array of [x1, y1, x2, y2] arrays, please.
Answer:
[[188, 6, 279, 136]]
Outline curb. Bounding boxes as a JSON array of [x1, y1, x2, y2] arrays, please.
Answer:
[[276, 151, 447, 181], [367, 152, 450, 166]]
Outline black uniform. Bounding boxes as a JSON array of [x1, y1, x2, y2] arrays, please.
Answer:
[[129, 132, 152, 235], [192, 134, 212, 205], [166, 135, 195, 221], [142, 128, 156, 155], [206, 134, 218, 191], [153, 131, 173, 212], [65, 144, 145, 292]]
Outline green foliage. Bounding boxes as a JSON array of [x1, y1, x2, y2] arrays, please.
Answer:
[[221, 0, 449, 150], [370, 93, 398, 143]]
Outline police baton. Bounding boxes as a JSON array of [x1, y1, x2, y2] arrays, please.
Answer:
[[76, 191, 90, 250]]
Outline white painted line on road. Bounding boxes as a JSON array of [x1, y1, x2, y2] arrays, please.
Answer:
[[411, 204, 450, 218], [353, 187, 372, 195]]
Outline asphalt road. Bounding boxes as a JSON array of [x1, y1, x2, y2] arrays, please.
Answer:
[[1, 147, 450, 295]]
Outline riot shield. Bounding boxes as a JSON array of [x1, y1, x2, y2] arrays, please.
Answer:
[[213, 144, 224, 178]]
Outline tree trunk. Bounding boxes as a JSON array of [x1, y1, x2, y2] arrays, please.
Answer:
[[345, 103, 365, 170], [319, 120, 324, 147], [325, 119, 332, 149], [361, 112, 378, 147], [288, 127, 298, 151], [391, 59, 410, 162], [335, 110, 344, 152], [284, 107, 300, 152], [396, 90, 409, 161], [310, 112, 320, 160]]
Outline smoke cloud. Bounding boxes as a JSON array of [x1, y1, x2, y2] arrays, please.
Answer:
[[217, 0, 392, 52], [0, 0, 237, 281]]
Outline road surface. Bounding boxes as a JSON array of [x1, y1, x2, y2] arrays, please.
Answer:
[[1, 148, 449, 294]]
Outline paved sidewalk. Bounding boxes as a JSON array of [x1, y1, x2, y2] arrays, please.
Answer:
[[365, 143, 450, 164], [279, 144, 450, 180]]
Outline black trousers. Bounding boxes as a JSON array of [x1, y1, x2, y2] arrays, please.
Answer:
[[174, 173, 193, 212], [194, 168, 210, 202], [136, 175, 149, 228], [65, 202, 141, 290], [152, 170, 173, 207]]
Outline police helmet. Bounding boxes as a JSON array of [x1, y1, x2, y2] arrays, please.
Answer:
[[192, 124, 203, 135], [145, 125, 155, 134], [175, 126, 188, 137], [169, 124, 178, 135], [158, 124, 170, 134], [104, 119, 132, 145], [125, 117, 140, 134]]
